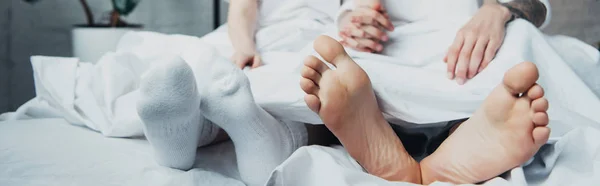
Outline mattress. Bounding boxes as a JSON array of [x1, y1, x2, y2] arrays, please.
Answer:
[[0, 119, 243, 186]]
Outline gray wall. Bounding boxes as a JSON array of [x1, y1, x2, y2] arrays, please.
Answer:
[[543, 0, 600, 46], [1, 0, 9, 113], [0, 0, 599, 113]]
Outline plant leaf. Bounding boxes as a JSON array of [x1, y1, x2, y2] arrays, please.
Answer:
[[112, 0, 141, 16]]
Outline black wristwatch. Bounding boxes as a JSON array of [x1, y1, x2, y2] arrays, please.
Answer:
[[498, 0, 526, 23], [504, 6, 523, 23]]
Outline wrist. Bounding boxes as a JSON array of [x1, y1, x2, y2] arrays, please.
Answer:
[[233, 45, 255, 55], [498, 5, 513, 24], [238, 49, 256, 56], [234, 40, 257, 55], [484, 4, 512, 24]]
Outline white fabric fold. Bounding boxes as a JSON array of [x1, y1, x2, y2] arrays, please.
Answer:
[[0, 0, 335, 137], [3, 1, 597, 141], [270, 125, 600, 186]]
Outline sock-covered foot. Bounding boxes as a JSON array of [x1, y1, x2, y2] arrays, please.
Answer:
[[137, 56, 217, 170], [420, 62, 550, 184], [300, 35, 420, 182], [199, 56, 307, 186]]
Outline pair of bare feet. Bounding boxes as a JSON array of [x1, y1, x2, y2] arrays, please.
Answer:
[[300, 35, 551, 184]]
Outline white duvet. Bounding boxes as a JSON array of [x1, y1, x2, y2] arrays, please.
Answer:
[[2, 0, 600, 185], [7, 20, 598, 137], [0, 0, 336, 137]]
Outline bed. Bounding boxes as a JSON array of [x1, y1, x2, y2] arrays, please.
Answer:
[[0, 118, 244, 186], [2, 0, 600, 185], [2, 118, 600, 186]]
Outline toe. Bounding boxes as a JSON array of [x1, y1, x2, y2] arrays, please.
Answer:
[[532, 112, 549, 126], [531, 98, 549, 112], [301, 66, 322, 83], [313, 35, 350, 66], [503, 62, 539, 95], [532, 127, 550, 148], [304, 56, 329, 74], [304, 94, 322, 113], [527, 84, 544, 100], [300, 77, 320, 95]]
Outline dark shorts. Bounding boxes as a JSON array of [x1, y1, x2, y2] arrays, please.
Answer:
[[390, 118, 468, 162], [307, 118, 469, 162]]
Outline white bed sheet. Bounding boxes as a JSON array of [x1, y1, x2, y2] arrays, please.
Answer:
[[270, 115, 600, 186], [3, 117, 600, 186], [0, 119, 242, 186]]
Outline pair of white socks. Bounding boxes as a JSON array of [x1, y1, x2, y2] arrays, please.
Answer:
[[137, 45, 307, 186]]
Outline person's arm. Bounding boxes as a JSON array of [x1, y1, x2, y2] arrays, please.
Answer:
[[228, 0, 261, 68], [444, 0, 549, 84], [489, 0, 548, 27]]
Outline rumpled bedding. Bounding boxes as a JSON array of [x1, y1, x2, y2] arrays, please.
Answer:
[[267, 17, 600, 185], [0, 0, 336, 137], [270, 126, 600, 186], [2, 118, 599, 186], [0, 119, 244, 186], [1, 0, 600, 185], [5, 20, 598, 136]]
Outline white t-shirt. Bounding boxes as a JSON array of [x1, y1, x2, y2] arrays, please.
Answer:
[[257, 0, 289, 19], [225, 0, 291, 20], [381, 0, 479, 23], [257, 0, 341, 21]]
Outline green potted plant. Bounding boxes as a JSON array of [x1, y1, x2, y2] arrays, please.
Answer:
[[23, 0, 142, 63]]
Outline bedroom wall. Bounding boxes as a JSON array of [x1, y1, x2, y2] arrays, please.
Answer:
[[1, 0, 9, 113], [0, 0, 599, 113], [544, 0, 600, 46]]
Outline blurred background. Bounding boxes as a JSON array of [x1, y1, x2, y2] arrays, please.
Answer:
[[0, 0, 599, 113]]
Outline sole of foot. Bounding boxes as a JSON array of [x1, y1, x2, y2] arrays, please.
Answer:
[[421, 62, 550, 184], [300, 35, 420, 182]]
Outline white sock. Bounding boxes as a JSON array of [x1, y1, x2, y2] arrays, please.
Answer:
[[137, 56, 219, 170], [197, 55, 308, 186]]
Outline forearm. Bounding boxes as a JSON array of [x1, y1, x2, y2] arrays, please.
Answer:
[[485, 0, 548, 27], [228, 0, 258, 55]]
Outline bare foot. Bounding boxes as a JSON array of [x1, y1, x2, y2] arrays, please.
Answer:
[[421, 62, 550, 184], [300, 35, 420, 182]]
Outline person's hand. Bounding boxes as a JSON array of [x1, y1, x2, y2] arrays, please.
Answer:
[[338, 6, 393, 53], [444, 4, 512, 85], [231, 51, 262, 69]]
